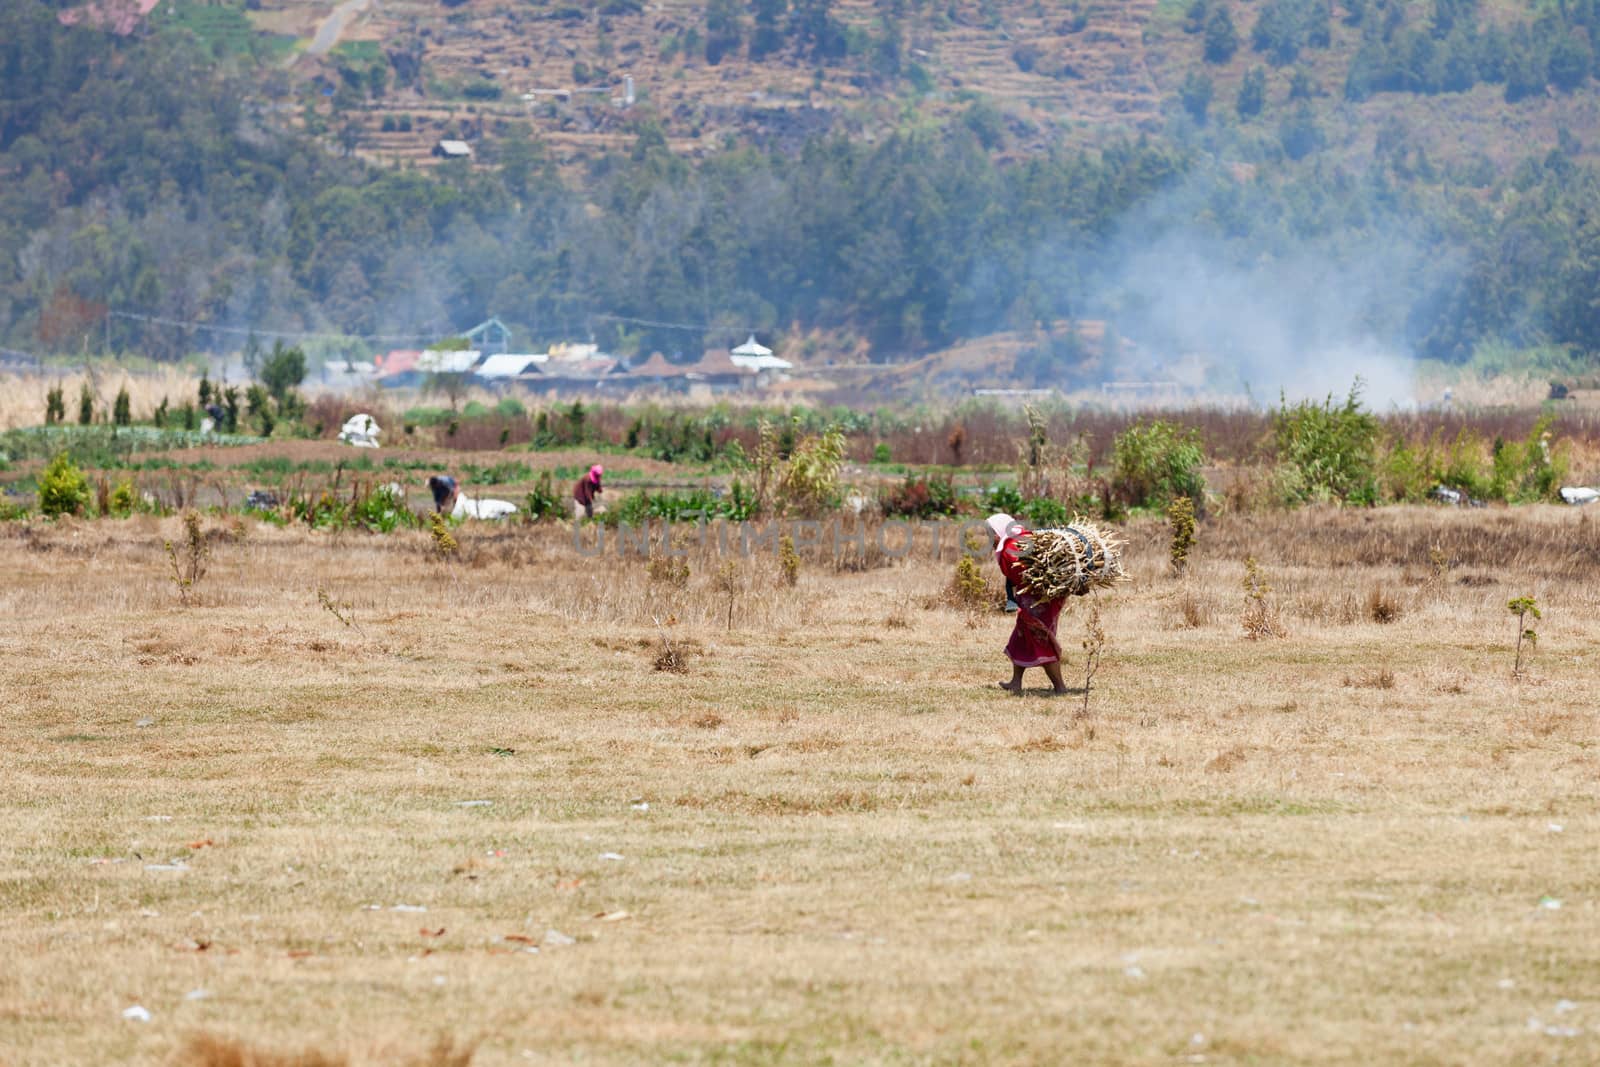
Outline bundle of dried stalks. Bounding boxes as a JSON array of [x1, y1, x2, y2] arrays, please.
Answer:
[[1015, 521, 1127, 599]]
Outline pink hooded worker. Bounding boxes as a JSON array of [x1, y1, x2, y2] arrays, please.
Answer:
[[574, 464, 604, 519], [987, 513, 1069, 696]]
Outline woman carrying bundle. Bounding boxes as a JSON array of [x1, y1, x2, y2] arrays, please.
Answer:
[[986, 513, 1069, 695]]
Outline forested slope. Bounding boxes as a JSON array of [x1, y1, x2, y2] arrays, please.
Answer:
[[4, 0, 1600, 385]]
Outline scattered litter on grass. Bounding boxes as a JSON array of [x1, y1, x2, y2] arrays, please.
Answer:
[[145, 815, 173, 822], [1555, 1000, 1578, 1014], [184, 989, 210, 1001], [599, 852, 624, 861], [630, 801, 650, 812], [1498, 978, 1517, 990], [593, 910, 630, 923], [487, 849, 506, 858], [122, 1005, 152, 1023], [361, 904, 382, 911], [145, 861, 188, 872], [87, 857, 127, 865], [421, 927, 445, 938], [135, 718, 155, 728], [543, 929, 575, 947], [432, 975, 446, 986], [1548, 823, 1564, 833], [456, 800, 492, 808], [944, 872, 973, 884], [1540, 896, 1563, 911], [140, 909, 159, 918], [1190, 1033, 1206, 1047], [1123, 965, 1146, 979], [1528, 1017, 1582, 1037], [391, 904, 427, 913], [188, 839, 214, 849]]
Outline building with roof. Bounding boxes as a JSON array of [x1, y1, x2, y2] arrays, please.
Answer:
[[475, 353, 548, 381], [433, 140, 473, 159], [463, 316, 513, 355], [416, 349, 481, 375], [729, 335, 793, 374]]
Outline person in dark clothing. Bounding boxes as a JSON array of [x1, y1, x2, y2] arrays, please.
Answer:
[[428, 475, 459, 513], [573, 464, 603, 519]]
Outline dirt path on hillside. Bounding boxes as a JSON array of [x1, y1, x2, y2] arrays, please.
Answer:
[[291, 0, 372, 65]]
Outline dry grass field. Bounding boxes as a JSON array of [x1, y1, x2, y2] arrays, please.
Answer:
[[2, 506, 1598, 1065]]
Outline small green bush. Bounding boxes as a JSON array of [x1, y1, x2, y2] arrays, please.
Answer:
[[1491, 416, 1567, 502], [1274, 383, 1378, 504], [38, 453, 92, 517], [523, 470, 564, 521], [881, 472, 959, 519], [108, 479, 137, 517], [1021, 497, 1072, 528], [985, 483, 1024, 515], [1112, 419, 1206, 509]]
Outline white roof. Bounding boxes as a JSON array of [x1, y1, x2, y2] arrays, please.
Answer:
[[437, 140, 472, 156], [417, 349, 481, 374], [729, 353, 793, 371], [731, 334, 772, 357], [476, 354, 548, 379]]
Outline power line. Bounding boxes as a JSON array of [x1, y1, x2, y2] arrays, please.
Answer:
[[108, 310, 441, 344], [591, 313, 763, 334], [107, 308, 767, 343]]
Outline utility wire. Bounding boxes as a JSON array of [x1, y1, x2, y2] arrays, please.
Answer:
[[97, 309, 765, 345]]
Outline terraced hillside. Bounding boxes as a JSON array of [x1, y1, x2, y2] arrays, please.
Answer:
[[249, 0, 1168, 168], [223, 0, 1600, 179]]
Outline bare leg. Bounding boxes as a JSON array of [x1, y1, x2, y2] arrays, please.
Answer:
[[997, 665, 1025, 693], [1042, 661, 1068, 695]]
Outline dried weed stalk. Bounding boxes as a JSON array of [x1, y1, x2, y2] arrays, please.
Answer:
[[164, 511, 209, 606], [1080, 600, 1105, 719], [1240, 556, 1286, 639]]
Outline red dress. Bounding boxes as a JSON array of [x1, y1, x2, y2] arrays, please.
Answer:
[[997, 533, 1064, 668]]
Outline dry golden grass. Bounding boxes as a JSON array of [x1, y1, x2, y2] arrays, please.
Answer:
[[2, 506, 1598, 1064], [0, 370, 201, 430]]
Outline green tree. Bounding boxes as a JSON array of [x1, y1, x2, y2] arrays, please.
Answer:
[[1548, 32, 1593, 91], [259, 343, 307, 405], [751, 0, 788, 58], [705, 0, 745, 64], [1204, 6, 1239, 63], [113, 385, 131, 426], [1180, 71, 1215, 123], [1278, 100, 1324, 159], [77, 382, 93, 425], [38, 453, 91, 517], [789, 0, 845, 61], [1238, 65, 1267, 116]]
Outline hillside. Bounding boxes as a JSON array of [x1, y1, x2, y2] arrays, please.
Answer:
[[239, 0, 1600, 176], [7, 0, 1600, 390]]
